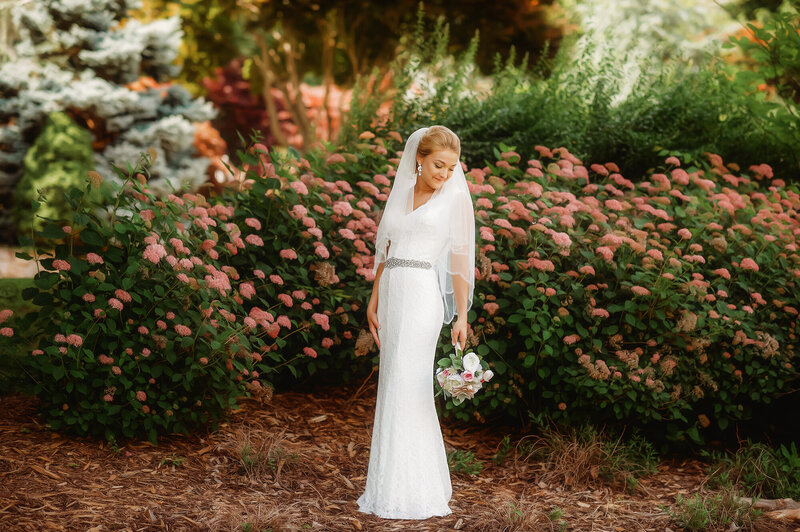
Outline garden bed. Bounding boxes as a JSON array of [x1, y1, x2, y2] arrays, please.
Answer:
[[0, 380, 793, 531]]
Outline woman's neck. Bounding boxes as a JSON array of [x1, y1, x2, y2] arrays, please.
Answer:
[[414, 181, 435, 196]]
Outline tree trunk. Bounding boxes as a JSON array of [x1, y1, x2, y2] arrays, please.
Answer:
[[254, 33, 289, 147], [317, 10, 336, 142], [281, 26, 314, 149]]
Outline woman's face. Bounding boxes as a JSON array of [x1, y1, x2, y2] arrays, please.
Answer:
[[416, 149, 459, 192]]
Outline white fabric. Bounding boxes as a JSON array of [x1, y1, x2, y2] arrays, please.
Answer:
[[371, 126, 475, 325], [356, 259, 452, 518], [357, 128, 476, 519]]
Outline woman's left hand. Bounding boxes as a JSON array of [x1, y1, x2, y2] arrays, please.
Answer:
[[451, 317, 468, 350]]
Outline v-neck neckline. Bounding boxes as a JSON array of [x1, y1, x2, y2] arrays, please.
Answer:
[[409, 187, 440, 215]]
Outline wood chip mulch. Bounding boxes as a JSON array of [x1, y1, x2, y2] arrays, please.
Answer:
[[0, 378, 796, 532]]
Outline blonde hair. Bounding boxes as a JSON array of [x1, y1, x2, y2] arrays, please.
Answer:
[[417, 125, 460, 160]]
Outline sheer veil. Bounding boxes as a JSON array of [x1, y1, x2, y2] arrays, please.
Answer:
[[372, 127, 475, 325]]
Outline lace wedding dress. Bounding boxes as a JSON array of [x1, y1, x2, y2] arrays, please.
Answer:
[[356, 191, 456, 520]]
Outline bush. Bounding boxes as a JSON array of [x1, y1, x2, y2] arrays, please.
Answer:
[[12, 112, 100, 236], [0, 278, 36, 394], [5, 124, 797, 451], [440, 141, 799, 447], [212, 132, 411, 385], [344, 7, 799, 181], [1, 150, 265, 443], [233, 129, 799, 449]]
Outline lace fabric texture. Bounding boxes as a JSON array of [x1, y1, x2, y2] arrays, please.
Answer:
[[356, 206, 454, 520]]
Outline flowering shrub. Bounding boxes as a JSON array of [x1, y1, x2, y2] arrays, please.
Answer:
[[1, 151, 265, 443], [6, 125, 795, 448], [223, 129, 799, 445], [445, 142, 799, 445], [212, 133, 403, 383]]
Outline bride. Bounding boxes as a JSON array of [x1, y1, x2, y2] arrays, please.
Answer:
[[356, 126, 476, 519]]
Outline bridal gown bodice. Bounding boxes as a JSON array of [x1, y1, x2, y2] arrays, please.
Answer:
[[385, 197, 451, 267], [356, 192, 454, 520]]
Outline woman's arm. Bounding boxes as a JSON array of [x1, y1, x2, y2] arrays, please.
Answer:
[[367, 241, 389, 348], [370, 240, 390, 305], [452, 268, 469, 320], [450, 249, 470, 348], [370, 261, 386, 303], [450, 246, 470, 320]]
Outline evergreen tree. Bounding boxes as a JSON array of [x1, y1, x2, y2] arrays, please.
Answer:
[[0, 0, 216, 240]]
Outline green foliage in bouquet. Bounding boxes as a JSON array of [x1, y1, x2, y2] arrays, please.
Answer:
[[435, 341, 493, 407], [12, 112, 101, 236]]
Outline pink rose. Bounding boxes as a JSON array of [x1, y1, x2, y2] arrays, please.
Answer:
[[462, 371, 474, 382]]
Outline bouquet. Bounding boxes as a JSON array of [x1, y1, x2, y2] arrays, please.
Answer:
[[435, 340, 493, 405]]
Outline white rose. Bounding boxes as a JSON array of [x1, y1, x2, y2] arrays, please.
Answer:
[[444, 373, 464, 393], [483, 369, 494, 382], [461, 352, 480, 373]]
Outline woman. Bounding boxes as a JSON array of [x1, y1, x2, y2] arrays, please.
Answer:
[[356, 126, 476, 519]]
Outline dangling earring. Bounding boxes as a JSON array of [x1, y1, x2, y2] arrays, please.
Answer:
[[417, 161, 422, 177]]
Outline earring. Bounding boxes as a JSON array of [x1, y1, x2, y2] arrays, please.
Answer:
[[417, 161, 422, 176]]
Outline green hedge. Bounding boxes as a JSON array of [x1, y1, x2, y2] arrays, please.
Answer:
[[3, 129, 797, 449]]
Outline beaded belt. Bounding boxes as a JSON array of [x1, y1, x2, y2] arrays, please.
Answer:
[[385, 257, 433, 270]]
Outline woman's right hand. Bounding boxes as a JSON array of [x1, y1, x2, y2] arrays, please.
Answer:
[[367, 297, 381, 350]]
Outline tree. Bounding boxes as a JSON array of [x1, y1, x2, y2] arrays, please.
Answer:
[[137, 0, 557, 151], [0, 0, 217, 241]]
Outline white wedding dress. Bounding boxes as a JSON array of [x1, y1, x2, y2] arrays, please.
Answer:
[[356, 192, 455, 520]]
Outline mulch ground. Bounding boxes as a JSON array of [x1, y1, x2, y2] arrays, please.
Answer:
[[0, 378, 796, 532]]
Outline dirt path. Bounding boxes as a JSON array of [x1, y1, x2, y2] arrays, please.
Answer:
[[0, 381, 793, 531]]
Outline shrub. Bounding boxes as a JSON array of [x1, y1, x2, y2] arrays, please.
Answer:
[[1, 150, 264, 443], [214, 132, 409, 384], [0, 278, 36, 394], [721, 6, 800, 175], [344, 9, 799, 182], [430, 140, 799, 447], [11, 112, 100, 236], [227, 129, 798, 448]]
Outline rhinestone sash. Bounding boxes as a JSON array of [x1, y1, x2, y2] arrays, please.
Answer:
[[384, 257, 433, 270]]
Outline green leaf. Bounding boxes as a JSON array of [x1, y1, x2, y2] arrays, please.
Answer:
[[80, 230, 104, 246], [41, 224, 67, 239]]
